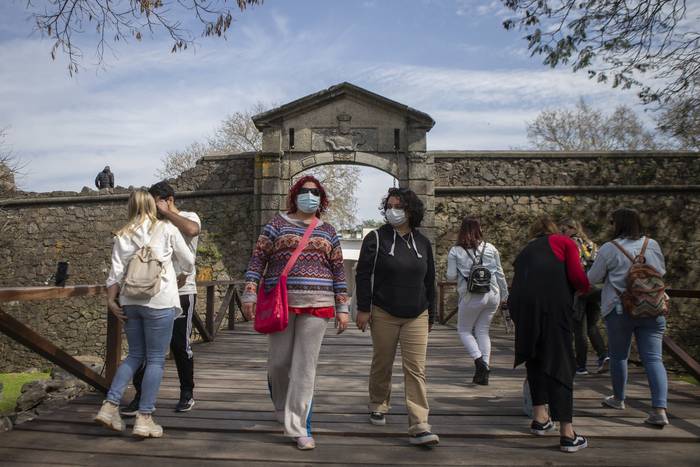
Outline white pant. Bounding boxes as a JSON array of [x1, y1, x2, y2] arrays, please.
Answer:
[[457, 290, 499, 364]]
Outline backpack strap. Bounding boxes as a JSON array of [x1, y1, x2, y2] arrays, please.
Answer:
[[611, 240, 636, 263], [611, 238, 648, 264], [477, 242, 486, 265], [281, 217, 318, 277], [638, 237, 650, 263]]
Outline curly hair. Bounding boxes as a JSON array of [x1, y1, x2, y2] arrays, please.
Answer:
[[380, 187, 424, 229], [287, 175, 329, 216]]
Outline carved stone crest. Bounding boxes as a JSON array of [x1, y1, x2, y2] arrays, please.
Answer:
[[323, 112, 366, 152]]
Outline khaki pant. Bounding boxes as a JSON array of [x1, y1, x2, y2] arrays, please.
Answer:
[[368, 306, 431, 435]]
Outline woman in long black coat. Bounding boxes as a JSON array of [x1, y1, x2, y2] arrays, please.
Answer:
[[509, 216, 591, 453]]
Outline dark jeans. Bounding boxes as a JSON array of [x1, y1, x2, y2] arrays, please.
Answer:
[[526, 358, 573, 423], [573, 288, 607, 369], [133, 294, 196, 398]]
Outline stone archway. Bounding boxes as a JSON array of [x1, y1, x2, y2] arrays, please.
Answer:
[[252, 82, 436, 241]]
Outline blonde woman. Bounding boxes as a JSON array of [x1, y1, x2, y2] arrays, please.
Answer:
[[94, 189, 195, 438]]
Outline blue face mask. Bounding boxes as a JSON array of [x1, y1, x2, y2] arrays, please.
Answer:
[[296, 192, 320, 214]]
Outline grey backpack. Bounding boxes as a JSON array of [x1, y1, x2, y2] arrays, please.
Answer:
[[121, 222, 165, 299]]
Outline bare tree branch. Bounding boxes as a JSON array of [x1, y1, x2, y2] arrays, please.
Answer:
[[0, 127, 22, 195], [25, 0, 263, 74]]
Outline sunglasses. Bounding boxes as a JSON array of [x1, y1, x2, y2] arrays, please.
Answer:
[[299, 187, 321, 196]]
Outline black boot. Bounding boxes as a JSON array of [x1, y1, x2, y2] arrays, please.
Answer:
[[473, 357, 490, 385]]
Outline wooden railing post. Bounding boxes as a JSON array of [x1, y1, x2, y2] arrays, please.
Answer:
[[228, 286, 238, 330], [105, 308, 122, 385], [205, 285, 215, 338]]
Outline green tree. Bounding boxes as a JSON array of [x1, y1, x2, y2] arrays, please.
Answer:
[[501, 1, 700, 108]]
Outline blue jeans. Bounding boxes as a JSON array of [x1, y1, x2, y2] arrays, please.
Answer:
[[106, 306, 177, 413], [605, 311, 668, 408]]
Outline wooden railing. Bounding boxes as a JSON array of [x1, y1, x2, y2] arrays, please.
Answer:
[[437, 282, 700, 380], [0, 280, 244, 393]]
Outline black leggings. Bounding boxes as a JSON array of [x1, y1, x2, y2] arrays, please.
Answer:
[[573, 289, 607, 368], [526, 358, 573, 423]]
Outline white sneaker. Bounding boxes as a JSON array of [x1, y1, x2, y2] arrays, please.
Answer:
[[602, 395, 626, 410], [133, 413, 164, 438], [296, 436, 315, 450], [644, 411, 669, 427], [94, 401, 125, 432], [409, 431, 440, 446]]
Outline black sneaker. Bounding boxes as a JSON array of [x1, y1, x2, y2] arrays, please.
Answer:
[[369, 411, 386, 426], [120, 396, 140, 417], [530, 418, 555, 436], [410, 431, 439, 446], [175, 396, 195, 413], [560, 433, 588, 453]]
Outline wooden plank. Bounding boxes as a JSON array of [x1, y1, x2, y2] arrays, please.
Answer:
[[664, 336, 700, 380], [214, 284, 236, 333], [192, 309, 212, 342], [205, 285, 215, 338], [104, 308, 122, 385], [0, 305, 109, 392], [667, 289, 700, 299], [196, 280, 244, 288], [0, 285, 106, 302]]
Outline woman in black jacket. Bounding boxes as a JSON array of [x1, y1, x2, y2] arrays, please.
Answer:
[[355, 187, 438, 447]]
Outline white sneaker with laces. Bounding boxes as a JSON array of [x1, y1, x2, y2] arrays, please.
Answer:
[[602, 395, 626, 410]]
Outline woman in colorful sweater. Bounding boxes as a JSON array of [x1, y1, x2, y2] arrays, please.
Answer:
[[242, 175, 349, 451]]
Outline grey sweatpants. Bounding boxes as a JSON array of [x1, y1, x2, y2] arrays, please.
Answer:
[[268, 313, 328, 438]]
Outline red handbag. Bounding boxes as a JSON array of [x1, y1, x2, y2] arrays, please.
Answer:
[[254, 217, 318, 334]]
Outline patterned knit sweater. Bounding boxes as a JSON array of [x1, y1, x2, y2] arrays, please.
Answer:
[[243, 213, 349, 314]]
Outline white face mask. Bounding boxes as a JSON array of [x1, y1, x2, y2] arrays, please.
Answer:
[[385, 208, 407, 227]]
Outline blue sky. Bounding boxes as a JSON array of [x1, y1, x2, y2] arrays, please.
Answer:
[[0, 0, 667, 220]]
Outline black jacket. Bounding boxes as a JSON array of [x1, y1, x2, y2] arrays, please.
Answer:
[[355, 224, 436, 324], [95, 169, 114, 189]]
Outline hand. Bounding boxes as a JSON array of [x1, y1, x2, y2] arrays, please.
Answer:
[[335, 313, 349, 334], [177, 274, 187, 289], [107, 299, 127, 323], [356, 311, 371, 332], [156, 199, 170, 215], [242, 302, 256, 321]]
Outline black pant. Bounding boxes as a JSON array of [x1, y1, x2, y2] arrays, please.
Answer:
[[134, 294, 196, 398], [526, 358, 573, 423], [573, 288, 607, 369]]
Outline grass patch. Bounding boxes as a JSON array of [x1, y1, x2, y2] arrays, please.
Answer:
[[0, 372, 50, 415], [678, 374, 699, 386]]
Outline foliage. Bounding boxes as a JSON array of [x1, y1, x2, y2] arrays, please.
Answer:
[[0, 372, 50, 414], [25, 0, 263, 75], [0, 128, 21, 194], [657, 94, 700, 150], [501, 1, 700, 109], [526, 99, 662, 151]]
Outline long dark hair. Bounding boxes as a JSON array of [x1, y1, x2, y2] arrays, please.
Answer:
[[457, 217, 483, 250], [380, 187, 425, 229], [611, 208, 642, 240], [287, 175, 329, 216]]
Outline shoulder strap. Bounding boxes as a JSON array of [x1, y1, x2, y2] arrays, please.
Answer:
[[638, 237, 649, 262], [371, 229, 380, 297], [611, 240, 636, 263], [478, 242, 487, 265], [281, 217, 319, 276]]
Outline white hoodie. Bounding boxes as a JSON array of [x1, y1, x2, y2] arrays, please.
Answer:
[[106, 219, 195, 312]]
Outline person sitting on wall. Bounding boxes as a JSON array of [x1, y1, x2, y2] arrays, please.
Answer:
[[120, 181, 202, 415], [95, 166, 115, 190]]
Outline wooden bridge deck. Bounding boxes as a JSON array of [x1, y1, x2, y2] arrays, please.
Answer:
[[1, 322, 699, 466]]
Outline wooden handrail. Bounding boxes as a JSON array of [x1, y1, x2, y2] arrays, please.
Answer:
[[0, 285, 107, 302], [0, 280, 244, 393]]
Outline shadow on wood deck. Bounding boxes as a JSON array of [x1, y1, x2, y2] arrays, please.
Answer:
[[1, 322, 699, 466]]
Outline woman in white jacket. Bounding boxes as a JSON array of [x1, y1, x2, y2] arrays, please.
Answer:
[[94, 189, 195, 438], [446, 217, 508, 385]]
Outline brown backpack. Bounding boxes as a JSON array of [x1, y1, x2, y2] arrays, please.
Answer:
[[611, 238, 669, 319]]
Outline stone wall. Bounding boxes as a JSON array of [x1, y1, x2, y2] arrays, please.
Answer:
[[0, 154, 256, 371], [1, 150, 699, 371], [432, 151, 700, 360]]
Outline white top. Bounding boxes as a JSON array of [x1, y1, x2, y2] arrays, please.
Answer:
[[446, 242, 509, 302], [174, 211, 201, 296], [587, 236, 666, 317], [106, 219, 195, 312]]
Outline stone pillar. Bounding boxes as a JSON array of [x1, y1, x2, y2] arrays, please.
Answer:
[[407, 151, 435, 244], [254, 152, 284, 233]]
